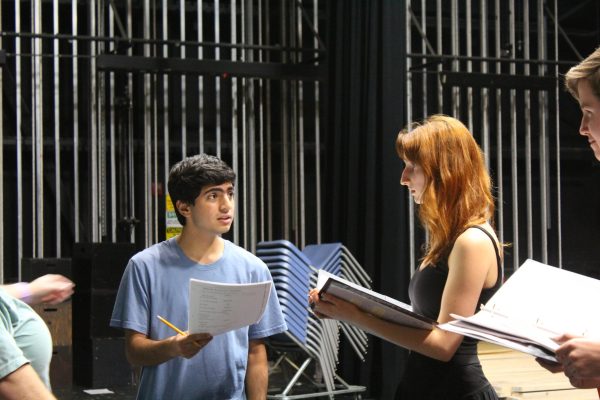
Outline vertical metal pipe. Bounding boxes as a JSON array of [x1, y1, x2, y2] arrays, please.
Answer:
[[127, 0, 136, 243], [152, 2, 159, 244], [34, 0, 44, 257], [421, 0, 427, 117], [265, 0, 273, 240], [524, 0, 533, 259], [466, 0, 473, 130], [198, 0, 204, 154], [153, 89, 159, 244], [451, 0, 460, 117], [91, 1, 99, 242], [495, 0, 504, 245], [281, 0, 290, 239], [149, 1, 158, 243], [553, 0, 562, 268], [246, 0, 257, 251], [144, 0, 153, 246], [537, 0, 549, 263], [54, 0, 62, 255], [509, 0, 519, 270], [289, 3, 298, 245], [214, 0, 222, 158], [163, 0, 170, 194], [180, 0, 187, 158], [98, 1, 107, 242], [480, 0, 490, 168], [109, 5, 117, 242], [258, 0, 265, 242], [242, 0, 248, 247], [231, 0, 240, 244], [436, 0, 442, 112], [407, 0, 415, 274], [298, 1, 306, 248], [16, 0, 23, 277], [313, 0, 321, 244], [72, 0, 80, 243]]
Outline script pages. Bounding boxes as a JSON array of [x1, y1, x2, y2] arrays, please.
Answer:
[[188, 279, 272, 336], [316, 269, 436, 330], [439, 259, 600, 362]]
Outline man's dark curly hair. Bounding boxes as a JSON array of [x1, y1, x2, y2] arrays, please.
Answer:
[[168, 154, 236, 225]]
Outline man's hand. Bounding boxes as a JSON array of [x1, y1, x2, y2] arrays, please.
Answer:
[[536, 333, 600, 389], [125, 329, 213, 366], [173, 333, 213, 359]]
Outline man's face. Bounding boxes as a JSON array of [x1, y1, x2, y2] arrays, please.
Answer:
[[182, 182, 235, 236], [577, 79, 600, 161]]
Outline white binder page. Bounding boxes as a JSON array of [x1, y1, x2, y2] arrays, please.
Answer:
[[188, 279, 272, 336]]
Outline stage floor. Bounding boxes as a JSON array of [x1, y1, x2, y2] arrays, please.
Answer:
[[52, 344, 599, 399], [479, 342, 599, 400]]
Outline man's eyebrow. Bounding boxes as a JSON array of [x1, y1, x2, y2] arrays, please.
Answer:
[[203, 186, 234, 194]]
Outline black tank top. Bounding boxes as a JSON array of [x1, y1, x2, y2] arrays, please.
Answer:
[[396, 226, 502, 400]]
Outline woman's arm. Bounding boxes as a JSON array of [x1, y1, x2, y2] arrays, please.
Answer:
[[0, 364, 56, 400], [310, 227, 498, 361], [1, 274, 74, 305]]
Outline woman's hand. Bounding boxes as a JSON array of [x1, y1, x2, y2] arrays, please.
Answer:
[[308, 288, 361, 323]]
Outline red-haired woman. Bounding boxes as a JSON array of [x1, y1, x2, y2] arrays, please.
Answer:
[[309, 115, 502, 399]]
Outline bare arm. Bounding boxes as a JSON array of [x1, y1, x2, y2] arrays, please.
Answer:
[[0, 364, 56, 400], [310, 227, 498, 362], [2, 274, 74, 305], [124, 329, 212, 366], [245, 339, 268, 400]]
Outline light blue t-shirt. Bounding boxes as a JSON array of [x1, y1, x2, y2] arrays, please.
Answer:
[[0, 289, 53, 388], [110, 238, 287, 400]]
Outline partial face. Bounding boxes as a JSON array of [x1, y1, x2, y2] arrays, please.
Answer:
[[577, 79, 600, 161], [400, 160, 426, 204], [179, 182, 235, 236]]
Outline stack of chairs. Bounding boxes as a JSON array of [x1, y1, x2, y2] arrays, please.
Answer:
[[302, 243, 371, 362], [258, 240, 370, 399]]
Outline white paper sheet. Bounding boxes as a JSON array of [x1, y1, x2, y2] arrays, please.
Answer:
[[439, 259, 600, 361], [188, 279, 272, 336]]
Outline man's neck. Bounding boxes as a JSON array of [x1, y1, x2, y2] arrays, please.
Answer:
[[176, 229, 224, 265]]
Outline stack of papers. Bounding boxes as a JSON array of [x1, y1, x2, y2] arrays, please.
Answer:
[[188, 279, 272, 336], [439, 259, 600, 362]]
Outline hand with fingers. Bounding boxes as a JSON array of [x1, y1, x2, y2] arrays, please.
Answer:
[[173, 332, 213, 359], [308, 288, 361, 324], [536, 333, 600, 389], [26, 274, 75, 305]]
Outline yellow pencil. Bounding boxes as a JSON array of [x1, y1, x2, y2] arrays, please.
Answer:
[[157, 315, 186, 336]]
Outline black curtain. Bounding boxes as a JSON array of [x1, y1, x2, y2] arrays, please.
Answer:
[[323, 1, 410, 398]]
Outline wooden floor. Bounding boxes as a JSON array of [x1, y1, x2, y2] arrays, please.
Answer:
[[479, 343, 600, 400]]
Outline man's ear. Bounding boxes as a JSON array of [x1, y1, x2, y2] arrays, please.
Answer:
[[176, 200, 191, 218]]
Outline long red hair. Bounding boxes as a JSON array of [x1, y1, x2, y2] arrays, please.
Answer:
[[396, 115, 496, 266]]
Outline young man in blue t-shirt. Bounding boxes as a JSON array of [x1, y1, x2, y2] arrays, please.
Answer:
[[110, 154, 287, 399]]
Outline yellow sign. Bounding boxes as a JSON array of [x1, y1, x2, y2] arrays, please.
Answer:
[[166, 195, 182, 239]]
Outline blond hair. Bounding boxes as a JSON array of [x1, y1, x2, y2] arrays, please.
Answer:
[[565, 47, 600, 100]]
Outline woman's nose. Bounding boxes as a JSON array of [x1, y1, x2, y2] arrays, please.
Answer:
[[400, 169, 409, 185]]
